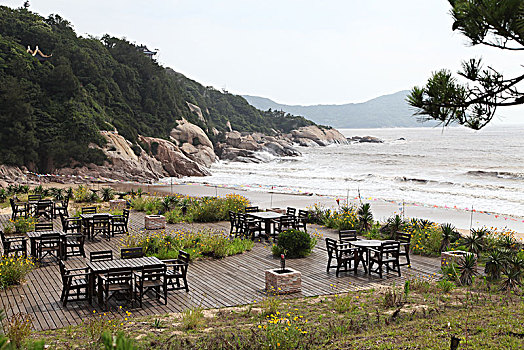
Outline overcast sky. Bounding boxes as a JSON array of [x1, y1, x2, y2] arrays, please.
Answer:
[[4, 0, 523, 123]]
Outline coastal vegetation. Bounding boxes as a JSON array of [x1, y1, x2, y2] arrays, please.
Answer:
[[409, 0, 524, 129], [0, 5, 314, 174], [122, 229, 254, 261]]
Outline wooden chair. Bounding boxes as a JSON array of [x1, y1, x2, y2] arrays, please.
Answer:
[[163, 250, 190, 292], [61, 233, 85, 260], [339, 230, 358, 243], [242, 216, 264, 240], [34, 222, 53, 232], [91, 215, 111, 240], [98, 267, 134, 311], [59, 213, 82, 233], [35, 200, 53, 220], [59, 260, 89, 306], [10, 198, 28, 220], [271, 215, 296, 240], [81, 206, 97, 214], [53, 196, 70, 218], [228, 211, 241, 236], [36, 234, 61, 262], [286, 207, 297, 216], [0, 231, 27, 257], [295, 209, 308, 232], [368, 241, 401, 278], [325, 238, 358, 277], [111, 209, 130, 235], [90, 250, 113, 262], [396, 231, 412, 267], [121, 247, 144, 259], [134, 264, 167, 307], [244, 206, 259, 213]]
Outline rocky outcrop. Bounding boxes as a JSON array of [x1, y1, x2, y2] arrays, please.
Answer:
[[170, 119, 217, 167], [291, 125, 348, 146], [0, 165, 28, 186], [347, 136, 384, 143], [139, 136, 210, 177]]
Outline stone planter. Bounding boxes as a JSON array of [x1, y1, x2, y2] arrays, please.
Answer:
[[109, 199, 127, 211], [441, 250, 477, 271], [265, 268, 301, 294], [145, 215, 166, 230]]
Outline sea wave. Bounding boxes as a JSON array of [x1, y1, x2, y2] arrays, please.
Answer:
[[466, 170, 524, 180]]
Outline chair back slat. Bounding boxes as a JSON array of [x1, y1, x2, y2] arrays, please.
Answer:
[[81, 206, 97, 214], [396, 231, 411, 243], [245, 206, 259, 213], [121, 247, 144, 259], [286, 207, 296, 216], [28, 194, 41, 201], [90, 250, 113, 262], [35, 223, 53, 232], [339, 230, 358, 242]]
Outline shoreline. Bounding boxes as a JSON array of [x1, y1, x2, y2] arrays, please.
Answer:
[[145, 182, 524, 235]]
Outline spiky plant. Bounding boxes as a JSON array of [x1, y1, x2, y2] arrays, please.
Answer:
[[101, 187, 115, 202], [497, 234, 518, 252], [357, 203, 373, 232], [161, 196, 172, 214], [458, 253, 477, 286], [484, 249, 505, 281], [65, 187, 73, 198], [385, 214, 406, 239], [50, 188, 65, 201], [419, 219, 433, 229], [462, 229, 484, 258], [32, 185, 44, 195], [440, 223, 458, 252], [500, 255, 524, 292], [0, 188, 7, 202], [136, 188, 143, 198], [19, 185, 29, 194]]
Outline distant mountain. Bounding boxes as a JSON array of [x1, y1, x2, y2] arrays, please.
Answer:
[[243, 90, 436, 128]]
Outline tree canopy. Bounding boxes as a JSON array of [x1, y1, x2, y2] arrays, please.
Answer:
[[408, 0, 524, 129], [0, 6, 314, 173]]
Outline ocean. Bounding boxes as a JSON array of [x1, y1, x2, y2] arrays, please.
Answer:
[[165, 125, 524, 218]]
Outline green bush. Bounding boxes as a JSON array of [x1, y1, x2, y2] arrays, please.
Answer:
[[0, 256, 35, 288], [271, 229, 316, 258]]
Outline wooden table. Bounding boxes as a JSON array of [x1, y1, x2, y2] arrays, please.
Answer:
[[350, 239, 395, 274], [86, 256, 164, 305], [80, 213, 114, 239], [26, 230, 65, 258], [247, 211, 284, 237]]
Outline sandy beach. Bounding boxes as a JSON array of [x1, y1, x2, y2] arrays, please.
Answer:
[[135, 182, 524, 236]]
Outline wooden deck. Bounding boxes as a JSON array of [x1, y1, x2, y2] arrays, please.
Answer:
[[0, 211, 441, 331]]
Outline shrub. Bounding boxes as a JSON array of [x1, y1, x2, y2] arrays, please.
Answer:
[[307, 204, 359, 231], [12, 216, 36, 234], [3, 313, 34, 349], [436, 279, 455, 293], [122, 230, 253, 261], [180, 306, 204, 331], [74, 185, 97, 203], [271, 229, 316, 258], [0, 256, 35, 288], [165, 209, 185, 224]]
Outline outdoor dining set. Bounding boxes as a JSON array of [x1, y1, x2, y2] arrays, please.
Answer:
[[3, 197, 191, 311], [326, 230, 411, 279], [228, 206, 308, 241]]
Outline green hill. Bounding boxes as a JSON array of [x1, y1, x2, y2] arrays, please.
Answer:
[[0, 6, 313, 173]]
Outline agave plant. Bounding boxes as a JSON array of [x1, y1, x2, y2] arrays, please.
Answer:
[[418, 219, 433, 229], [462, 229, 485, 258], [33, 185, 44, 195], [160, 196, 173, 214], [0, 188, 7, 202], [136, 188, 143, 197], [50, 187, 65, 201], [484, 249, 505, 281], [458, 253, 477, 286], [101, 187, 115, 202], [500, 255, 524, 292], [440, 223, 458, 252], [65, 187, 74, 198], [357, 203, 373, 232], [497, 234, 518, 252], [384, 214, 406, 239], [19, 185, 29, 194]]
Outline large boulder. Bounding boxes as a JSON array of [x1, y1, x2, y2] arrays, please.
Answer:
[[170, 119, 217, 167], [291, 125, 348, 146], [139, 136, 210, 177]]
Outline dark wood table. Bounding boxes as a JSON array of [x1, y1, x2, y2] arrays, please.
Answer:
[[247, 211, 284, 237], [26, 230, 66, 258], [86, 256, 164, 305], [350, 239, 395, 274], [80, 213, 114, 239]]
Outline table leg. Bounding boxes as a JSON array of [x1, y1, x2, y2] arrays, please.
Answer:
[[88, 271, 95, 305]]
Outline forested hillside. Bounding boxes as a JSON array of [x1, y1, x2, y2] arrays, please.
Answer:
[[0, 6, 313, 173]]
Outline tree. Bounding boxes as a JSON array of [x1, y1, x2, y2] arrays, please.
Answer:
[[408, 0, 524, 129]]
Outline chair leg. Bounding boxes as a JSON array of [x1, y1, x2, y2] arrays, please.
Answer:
[[405, 248, 411, 267]]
